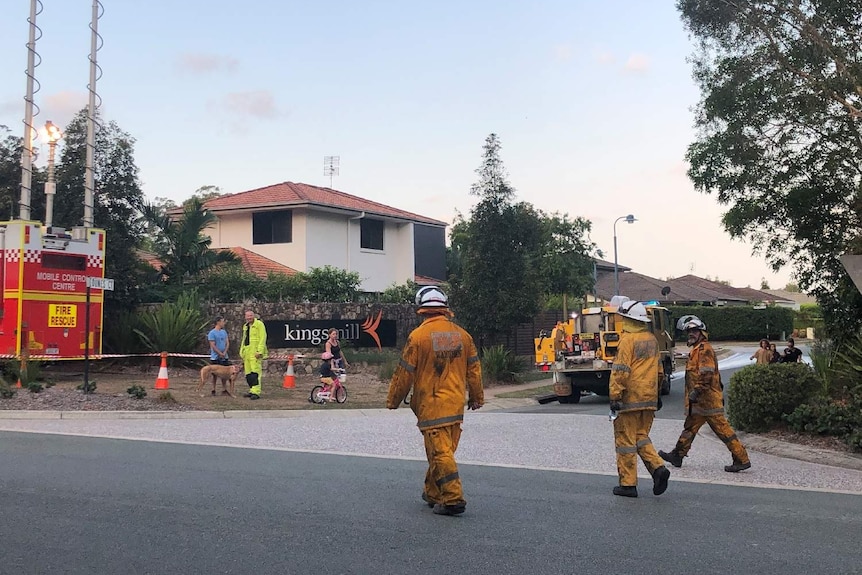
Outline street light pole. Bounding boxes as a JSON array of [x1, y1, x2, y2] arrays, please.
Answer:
[[43, 120, 62, 228], [613, 214, 637, 296]]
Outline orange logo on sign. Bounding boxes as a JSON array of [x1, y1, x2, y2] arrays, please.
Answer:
[[361, 310, 383, 350]]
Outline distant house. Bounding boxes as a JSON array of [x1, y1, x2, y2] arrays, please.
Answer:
[[762, 289, 817, 311], [591, 267, 794, 307], [179, 182, 447, 292]]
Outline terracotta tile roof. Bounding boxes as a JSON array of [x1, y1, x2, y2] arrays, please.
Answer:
[[136, 247, 295, 280], [414, 274, 445, 286], [222, 247, 298, 279], [198, 181, 447, 226], [135, 249, 165, 271]]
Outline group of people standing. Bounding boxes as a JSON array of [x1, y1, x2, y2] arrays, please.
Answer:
[[207, 311, 351, 401], [750, 337, 803, 365], [206, 310, 269, 399]]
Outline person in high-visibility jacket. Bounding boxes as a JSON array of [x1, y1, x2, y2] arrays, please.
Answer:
[[659, 315, 751, 472], [608, 300, 670, 498], [239, 309, 268, 400], [387, 286, 483, 516]]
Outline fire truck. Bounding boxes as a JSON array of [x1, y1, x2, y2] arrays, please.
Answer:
[[0, 221, 106, 359], [534, 297, 675, 403]]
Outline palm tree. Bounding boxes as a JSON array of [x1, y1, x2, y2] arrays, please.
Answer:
[[140, 197, 237, 284]]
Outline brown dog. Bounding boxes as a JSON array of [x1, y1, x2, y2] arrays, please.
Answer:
[[198, 363, 240, 397]]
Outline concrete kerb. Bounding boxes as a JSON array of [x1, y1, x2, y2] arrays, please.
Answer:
[[736, 431, 862, 472]]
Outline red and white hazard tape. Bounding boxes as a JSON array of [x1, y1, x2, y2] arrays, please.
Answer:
[[0, 352, 305, 360]]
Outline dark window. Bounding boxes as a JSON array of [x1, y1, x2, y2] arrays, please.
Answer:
[[42, 253, 86, 271], [252, 210, 292, 244], [360, 219, 384, 250]]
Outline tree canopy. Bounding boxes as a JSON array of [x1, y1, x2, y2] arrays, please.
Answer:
[[450, 134, 598, 342], [678, 0, 862, 340]]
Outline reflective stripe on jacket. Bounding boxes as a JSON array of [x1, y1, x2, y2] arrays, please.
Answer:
[[608, 330, 662, 412], [685, 340, 724, 416], [387, 315, 483, 430]]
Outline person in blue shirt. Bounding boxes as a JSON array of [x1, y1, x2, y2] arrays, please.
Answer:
[[208, 316, 230, 366]]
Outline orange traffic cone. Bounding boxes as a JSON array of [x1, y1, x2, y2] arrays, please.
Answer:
[[282, 355, 296, 389], [15, 378, 21, 388], [154, 352, 170, 389]]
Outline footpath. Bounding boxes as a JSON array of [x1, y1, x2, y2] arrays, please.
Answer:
[[0, 378, 860, 495]]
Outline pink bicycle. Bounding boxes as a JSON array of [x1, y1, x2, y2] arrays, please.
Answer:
[[309, 368, 347, 404]]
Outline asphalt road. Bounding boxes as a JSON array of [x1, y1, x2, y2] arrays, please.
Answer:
[[1, 431, 860, 575], [506, 348, 792, 420]]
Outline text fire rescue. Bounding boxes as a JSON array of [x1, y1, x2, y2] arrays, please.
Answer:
[[36, 271, 88, 292]]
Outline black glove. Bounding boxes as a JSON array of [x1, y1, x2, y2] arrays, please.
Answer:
[[609, 400, 622, 412], [688, 388, 700, 403]]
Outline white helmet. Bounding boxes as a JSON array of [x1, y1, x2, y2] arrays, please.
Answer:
[[676, 314, 706, 332], [618, 300, 650, 323], [415, 285, 448, 308], [609, 295, 631, 308]]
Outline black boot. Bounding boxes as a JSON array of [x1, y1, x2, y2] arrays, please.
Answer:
[[659, 450, 683, 468], [724, 460, 751, 472], [432, 503, 466, 516], [613, 486, 638, 498], [652, 466, 670, 496]]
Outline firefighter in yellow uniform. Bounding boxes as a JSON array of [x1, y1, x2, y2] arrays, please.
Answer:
[[608, 300, 671, 498], [659, 315, 751, 472], [387, 286, 483, 516], [240, 309, 268, 400]]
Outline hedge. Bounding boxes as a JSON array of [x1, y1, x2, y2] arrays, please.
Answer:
[[666, 306, 793, 341], [726, 363, 820, 432]]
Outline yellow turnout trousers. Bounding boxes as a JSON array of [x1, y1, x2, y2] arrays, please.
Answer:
[[674, 413, 750, 463], [613, 411, 665, 487], [422, 424, 464, 507]]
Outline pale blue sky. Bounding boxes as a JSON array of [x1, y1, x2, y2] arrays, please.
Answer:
[[0, 1, 794, 289]]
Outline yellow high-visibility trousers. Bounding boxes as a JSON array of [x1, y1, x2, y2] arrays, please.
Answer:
[[613, 411, 665, 487], [674, 413, 750, 463], [422, 424, 464, 506]]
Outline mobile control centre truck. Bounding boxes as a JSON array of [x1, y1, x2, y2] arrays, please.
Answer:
[[534, 297, 675, 403]]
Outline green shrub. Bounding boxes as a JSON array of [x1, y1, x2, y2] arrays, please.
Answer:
[[76, 381, 97, 393], [727, 363, 819, 432], [134, 290, 208, 355], [157, 391, 177, 404], [26, 382, 43, 394], [481, 345, 526, 384], [0, 384, 15, 399], [103, 309, 145, 354], [667, 306, 793, 341], [784, 397, 857, 436], [4, 360, 43, 387], [127, 385, 147, 400]]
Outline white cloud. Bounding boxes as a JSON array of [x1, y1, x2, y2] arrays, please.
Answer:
[[176, 53, 239, 75], [42, 91, 89, 127], [221, 90, 281, 119], [593, 49, 615, 66], [624, 53, 651, 73], [208, 90, 285, 133], [553, 44, 573, 62]]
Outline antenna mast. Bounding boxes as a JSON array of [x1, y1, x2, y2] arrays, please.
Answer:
[[324, 156, 340, 188], [84, 0, 103, 228], [19, 0, 43, 221]]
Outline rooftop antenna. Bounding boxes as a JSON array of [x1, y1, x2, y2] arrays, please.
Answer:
[[324, 155, 340, 189], [19, 0, 43, 221]]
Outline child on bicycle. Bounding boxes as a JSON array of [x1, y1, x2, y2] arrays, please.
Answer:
[[320, 351, 337, 401]]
